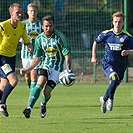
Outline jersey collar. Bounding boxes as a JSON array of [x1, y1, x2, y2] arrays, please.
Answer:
[[112, 28, 123, 35]]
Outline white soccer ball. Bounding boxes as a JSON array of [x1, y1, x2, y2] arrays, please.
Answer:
[[59, 70, 76, 87]]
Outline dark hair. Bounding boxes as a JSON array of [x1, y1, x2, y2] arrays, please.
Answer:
[[42, 15, 54, 23]]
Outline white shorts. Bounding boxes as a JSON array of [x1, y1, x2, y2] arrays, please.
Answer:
[[48, 67, 60, 84], [21, 58, 40, 70]]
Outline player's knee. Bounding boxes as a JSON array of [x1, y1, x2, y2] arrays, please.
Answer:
[[10, 79, 18, 87], [46, 80, 56, 90], [44, 80, 56, 96], [8, 74, 18, 87], [110, 73, 120, 85]]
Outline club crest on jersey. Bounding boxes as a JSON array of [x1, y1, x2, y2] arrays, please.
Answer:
[[43, 42, 47, 46], [46, 47, 58, 56], [119, 37, 124, 43], [28, 31, 39, 39], [109, 68, 113, 72]]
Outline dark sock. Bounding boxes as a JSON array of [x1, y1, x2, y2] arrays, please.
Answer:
[[0, 90, 3, 101], [104, 80, 118, 101], [1, 83, 14, 104]]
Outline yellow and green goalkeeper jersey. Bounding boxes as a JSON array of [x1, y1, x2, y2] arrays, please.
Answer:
[[35, 29, 71, 72], [21, 19, 42, 59], [0, 19, 30, 57]]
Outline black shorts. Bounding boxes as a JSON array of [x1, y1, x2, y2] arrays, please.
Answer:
[[0, 55, 16, 78]]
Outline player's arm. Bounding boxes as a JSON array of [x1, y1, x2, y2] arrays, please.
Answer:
[[91, 41, 98, 64], [21, 23, 33, 54], [20, 56, 40, 75], [20, 36, 44, 75], [121, 49, 133, 56], [91, 30, 105, 64], [60, 33, 71, 70], [121, 35, 133, 56], [65, 54, 71, 70]]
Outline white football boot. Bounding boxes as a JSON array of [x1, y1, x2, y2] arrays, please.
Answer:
[[106, 98, 113, 111]]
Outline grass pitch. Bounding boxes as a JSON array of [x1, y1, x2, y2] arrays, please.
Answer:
[[0, 82, 132, 133]]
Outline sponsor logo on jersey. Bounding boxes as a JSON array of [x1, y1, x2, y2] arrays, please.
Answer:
[[28, 31, 39, 39], [46, 47, 58, 56], [109, 68, 113, 72], [108, 43, 123, 51]]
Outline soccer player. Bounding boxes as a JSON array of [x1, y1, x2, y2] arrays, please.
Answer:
[[0, 3, 32, 117], [20, 3, 42, 89], [91, 11, 133, 113], [20, 15, 71, 118]]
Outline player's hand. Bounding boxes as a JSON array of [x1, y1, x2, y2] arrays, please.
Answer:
[[64, 69, 73, 73], [121, 50, 128, 56], [19, 38, 24, 43], [27, 43, 33, 54], [91, 57, 98, 64], [20, 68, 29, 75]]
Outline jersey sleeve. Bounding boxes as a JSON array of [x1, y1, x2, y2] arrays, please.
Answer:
[[61, 44, 71, 56], [0, 24, 3, 43], [127, 36, 133, 49], [60, 33, 71, 56], [34, 37, 44, 57], [94, 31, 107, 44], [0, 22, 5, 44]]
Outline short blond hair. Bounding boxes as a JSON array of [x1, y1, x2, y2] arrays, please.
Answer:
[[9, 3, 21, 13], [27, 3, 38, 10], [112, 11, 124, 21]]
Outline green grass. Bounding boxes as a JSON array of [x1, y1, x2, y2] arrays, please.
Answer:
[[0, 82, 132, 133]]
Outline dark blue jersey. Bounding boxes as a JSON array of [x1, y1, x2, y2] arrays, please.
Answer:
[[95, 29, 133, 70]]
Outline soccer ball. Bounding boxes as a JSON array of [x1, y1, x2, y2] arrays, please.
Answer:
[[59, 70, 76, 87]]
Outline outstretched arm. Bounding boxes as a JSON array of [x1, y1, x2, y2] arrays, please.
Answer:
[[91, 41, 98, 64], [121, 49, 133, 56], [20, 57, 40, 75], [65, 54, 71, 70]]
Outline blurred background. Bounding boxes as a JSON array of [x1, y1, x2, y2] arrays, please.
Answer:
[[0, 0, 133, 83]]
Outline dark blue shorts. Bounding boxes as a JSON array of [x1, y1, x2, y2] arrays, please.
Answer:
[[102, 59, 125, 81], [0, 55, 16, 78]]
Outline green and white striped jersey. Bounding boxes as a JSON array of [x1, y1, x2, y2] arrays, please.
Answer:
[[35, 29, 71, 72], [21, 19, 42, 59]]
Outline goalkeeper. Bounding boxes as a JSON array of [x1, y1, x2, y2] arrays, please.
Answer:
[[91, 11, 133, 114], [20, 15, 71, 119]]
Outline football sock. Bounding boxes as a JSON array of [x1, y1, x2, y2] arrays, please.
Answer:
[[104, 74, 119, 101], [104, 80, 118, 101], [103, 89, 109, 102], [28, 84, 43, 108], [0, 90, 3, 101], [41, 94, 51, 105], [1, 83, 14, 104], [30, 81, 37, 89]]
